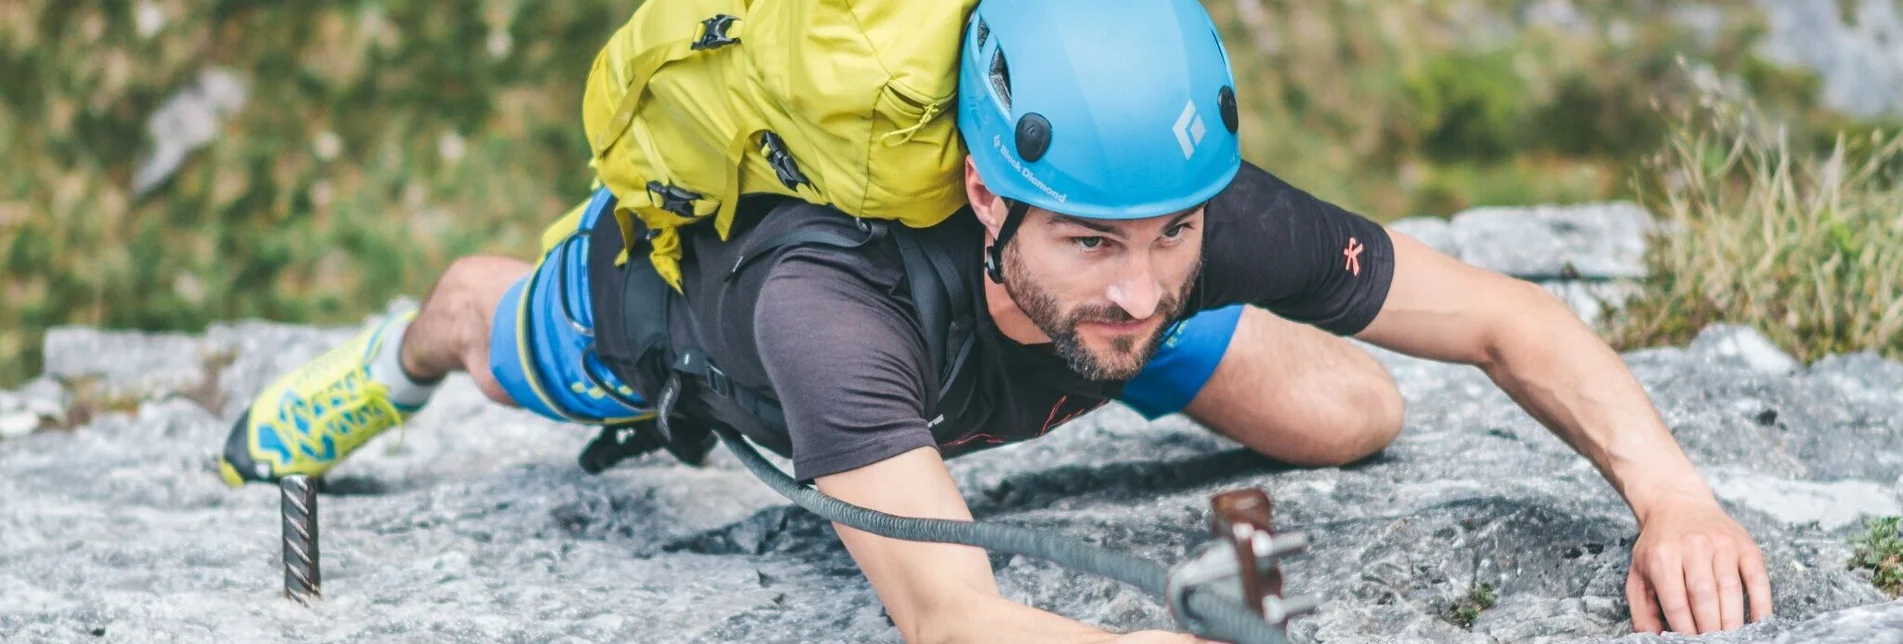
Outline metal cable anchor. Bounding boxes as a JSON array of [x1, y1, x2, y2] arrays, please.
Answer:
[[281, 474, 321, 605], [1167, 488, 1318, 639]]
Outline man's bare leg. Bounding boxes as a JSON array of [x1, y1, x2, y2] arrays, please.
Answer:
[[399, 255, 533, 406], [1180, 306, 1405, 467]]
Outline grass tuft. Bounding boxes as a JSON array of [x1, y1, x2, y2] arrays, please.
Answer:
[[1606, 92, 1903, 363]]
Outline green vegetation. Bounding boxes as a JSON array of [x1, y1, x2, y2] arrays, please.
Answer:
[[1443, 582, 1497, 629], [1849, 516, 1903, 598], [1, 1, 622, 386], [1606, 92, 1903, 362], [0, 1, 1896, 387], [1206, 0, 1799, 219]]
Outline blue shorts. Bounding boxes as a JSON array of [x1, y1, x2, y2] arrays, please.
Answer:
[[1120, 304, 1246, 419], [488, 188, 1244, 424], [488, 187, 652, 425]]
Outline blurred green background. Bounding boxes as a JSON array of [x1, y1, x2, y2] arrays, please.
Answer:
[[3, 0, 1899, 386]]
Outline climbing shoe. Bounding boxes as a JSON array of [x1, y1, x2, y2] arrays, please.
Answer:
[[215, 313, 418, 486]]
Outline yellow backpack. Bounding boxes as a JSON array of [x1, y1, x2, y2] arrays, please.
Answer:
[[580, 0, 978, 289]]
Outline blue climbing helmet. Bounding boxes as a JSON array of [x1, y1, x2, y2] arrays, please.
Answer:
[[957, 0, 1242, 221]]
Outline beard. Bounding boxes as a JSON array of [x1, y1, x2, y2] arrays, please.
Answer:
[[1001, 244, 1199, 381]]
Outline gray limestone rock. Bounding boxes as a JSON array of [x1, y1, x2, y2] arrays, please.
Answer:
[[41, 327, 213, 402], [1754, 0, 1903, 119], [2, 314, 1900, 643], [1389, 216, 1458, 257], [1687, 325, 1802, 376], [1444, 202, 1656, 280], [1544, 281, 1642, 327], [1385, 202, 1657, 281], [0, 378, 66, 439], [1390, 203, 1656, 325]]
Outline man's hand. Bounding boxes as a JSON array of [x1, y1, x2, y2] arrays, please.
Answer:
[[1626, 498, 1773, 634], [1358, 230, 1779, 632]]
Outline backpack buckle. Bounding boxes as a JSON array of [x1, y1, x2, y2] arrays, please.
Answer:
[[704, 364, 733, 397], [693, 14, 740, 50], [760, 131, 811, 190], [646, 180, 703, 218]]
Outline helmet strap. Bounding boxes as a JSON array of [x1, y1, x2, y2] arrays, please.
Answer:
[[984, 199, 1031, 284]]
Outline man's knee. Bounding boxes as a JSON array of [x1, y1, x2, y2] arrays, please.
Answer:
[[1337, 367, 1405, 464], [435, 256, 528, 308], [470, 372, 516, 407], [1179, 308, 1407, 467]]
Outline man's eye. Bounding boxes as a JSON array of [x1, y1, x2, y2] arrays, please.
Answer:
[[1075, 236, 1105, 250], [1162, 224, 1192, 239]]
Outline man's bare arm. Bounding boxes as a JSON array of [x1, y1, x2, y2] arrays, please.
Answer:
[[1349, 230, 1710, 513], [1350, 229, 1772, 633], [815, 446, 1200, 643]]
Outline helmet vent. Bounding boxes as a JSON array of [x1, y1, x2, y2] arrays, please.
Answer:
[[989, 48, 1012, 110], [1218, 86, 1239, 134], [976, 19, 990, 50]]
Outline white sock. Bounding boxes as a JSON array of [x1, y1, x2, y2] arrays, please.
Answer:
[[366, 315, 440, 410]]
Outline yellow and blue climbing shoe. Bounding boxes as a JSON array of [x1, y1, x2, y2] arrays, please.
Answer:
[[215, 313, 419, 486]]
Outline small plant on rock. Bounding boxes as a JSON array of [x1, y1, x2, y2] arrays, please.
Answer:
[[1849, 516, 1903, 598], [1443, 582, 1497, 630]]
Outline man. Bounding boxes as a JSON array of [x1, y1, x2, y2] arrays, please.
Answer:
[[214, 0, 1773, 639]]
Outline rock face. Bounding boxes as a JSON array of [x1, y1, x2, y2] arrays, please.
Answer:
[[4, 204, 1903, 642], [1754, 0, 1903, 119], [1389, 202, 1653, 327]]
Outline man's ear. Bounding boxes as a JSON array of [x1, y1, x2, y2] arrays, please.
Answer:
[[964, 156, 1004, 239]]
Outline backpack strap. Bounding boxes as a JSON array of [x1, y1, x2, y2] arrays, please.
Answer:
[[725, 218, 887, 281], [665, 348, 786, 428], [891, 225, 980, 427], [593, 197, 984, 467], [664, 212, 983, 437]]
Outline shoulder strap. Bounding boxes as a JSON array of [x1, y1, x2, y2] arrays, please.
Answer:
[[659, 208, 894, 432], [632, 204, 982, 443], [891, 224, 979, 426], [725, 217, 887, 281]]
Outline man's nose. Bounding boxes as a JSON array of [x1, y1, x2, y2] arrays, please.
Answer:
[[1104, 254, 1163, 320]]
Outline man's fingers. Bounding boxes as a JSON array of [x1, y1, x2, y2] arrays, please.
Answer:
[[1715, 545, 1746, 631], [1740, 546, 1774, 623], [1647, 548, 1698, 633], [1681, 538, 1723, 633], [1626, 567, 1663, 633]]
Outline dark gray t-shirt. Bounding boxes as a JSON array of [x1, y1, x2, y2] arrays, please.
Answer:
[[623, 161, 1394, 481]]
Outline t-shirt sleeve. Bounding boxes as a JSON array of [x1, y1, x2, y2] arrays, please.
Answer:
[[1195, 161, 1395, 336], [753, 251, 938, 481]]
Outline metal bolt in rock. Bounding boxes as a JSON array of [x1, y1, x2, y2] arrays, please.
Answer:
[[1167, 488, 1318, 640], [280, 475, 321, 604]]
